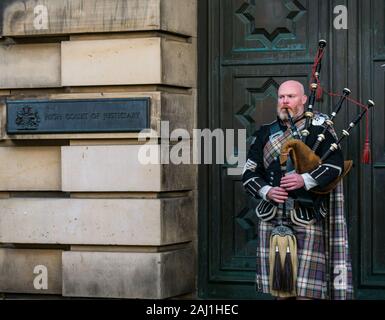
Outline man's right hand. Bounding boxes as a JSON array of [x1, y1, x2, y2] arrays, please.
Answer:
[[266, 187, 288, 203]]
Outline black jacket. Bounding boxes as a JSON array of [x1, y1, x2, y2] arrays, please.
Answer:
[[242, 114, 344, 201]]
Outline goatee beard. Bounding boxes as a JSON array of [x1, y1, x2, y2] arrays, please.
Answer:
[[278, 112, 288, 121], [278, 108, 293, 121]]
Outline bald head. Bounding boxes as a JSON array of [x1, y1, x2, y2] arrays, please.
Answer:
[[279, 80, 305, 95], [277, 80, 307, 120]]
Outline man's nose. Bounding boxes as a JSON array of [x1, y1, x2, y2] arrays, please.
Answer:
[[282, 96, 289, 104]]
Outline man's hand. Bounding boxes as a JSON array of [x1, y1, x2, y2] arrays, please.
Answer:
[[280, 173, 305, 191], [267, 187, 288, 203]]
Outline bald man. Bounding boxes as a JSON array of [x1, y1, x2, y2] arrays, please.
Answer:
[[242, 80, 353, 300]]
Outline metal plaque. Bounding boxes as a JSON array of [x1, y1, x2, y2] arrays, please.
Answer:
[[6, 98, 150, 134]]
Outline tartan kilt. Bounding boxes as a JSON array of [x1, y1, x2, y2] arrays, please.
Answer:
[[253, 117, 353, 299], [255, 215, 329, 299]]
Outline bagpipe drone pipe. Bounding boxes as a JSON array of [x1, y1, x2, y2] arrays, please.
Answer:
[[279, 39, 375, 195]]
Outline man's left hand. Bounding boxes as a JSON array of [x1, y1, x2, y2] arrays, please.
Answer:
[[280, 173, 305, 191]]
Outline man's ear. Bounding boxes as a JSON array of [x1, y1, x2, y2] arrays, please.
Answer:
[[302, 95, 308, 105]]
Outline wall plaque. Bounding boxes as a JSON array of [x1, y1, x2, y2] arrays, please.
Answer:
[[6, 98, 150, 134]]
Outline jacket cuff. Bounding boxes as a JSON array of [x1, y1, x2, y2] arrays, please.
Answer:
[[301, 173, 319, 190], [258, 185, 273, 201]]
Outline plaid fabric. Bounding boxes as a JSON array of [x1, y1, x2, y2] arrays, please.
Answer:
[[255, 187, 353, 300], [325, 181, 354, 299], [256, 212, 329, 299], [255, 117, 353, 300], [263, 118, 306, 169]]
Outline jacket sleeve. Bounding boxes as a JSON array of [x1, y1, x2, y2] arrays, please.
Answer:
[[307, 127, 344, 189], [242, 129, 269, 198]]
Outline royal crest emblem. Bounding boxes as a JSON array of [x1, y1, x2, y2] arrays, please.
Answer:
[[15, 106, 41, 130]]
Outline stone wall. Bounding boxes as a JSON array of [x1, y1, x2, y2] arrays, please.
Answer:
[[0, 0, 197, 299]]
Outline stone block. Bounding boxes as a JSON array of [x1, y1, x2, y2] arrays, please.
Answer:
[[61, 145, 194, 192], [162, 37, 197, 88], [0, 146, 61, 191], [0, 90, 10, 96], [161, 0, 197, 37], [62, 247, 194, 298], [1, 0, 196, 37], [61, 37, 195, 87], [0, 43, 61, 89], [0, 196, 194, 245], [0, 248, 62, 294]]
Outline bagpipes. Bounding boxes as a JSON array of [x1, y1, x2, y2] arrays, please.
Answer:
[[268, 40, 375, 298], [280, 39, 375, 194]]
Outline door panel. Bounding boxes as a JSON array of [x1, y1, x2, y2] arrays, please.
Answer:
[[358, 0, 385, 296], [199, 0, 385, 299], [221, 0, 322, 62]]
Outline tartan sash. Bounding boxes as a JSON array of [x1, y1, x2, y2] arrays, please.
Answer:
[[263, 118, 306, 169]]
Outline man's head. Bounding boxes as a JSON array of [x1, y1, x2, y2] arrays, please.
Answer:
[[277, 80, 307, 120]]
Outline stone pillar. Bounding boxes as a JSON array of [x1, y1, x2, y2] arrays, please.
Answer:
[[0, 0, 197, 299]]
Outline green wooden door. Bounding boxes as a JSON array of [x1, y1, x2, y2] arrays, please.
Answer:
[[198, 0, 385, 299]]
